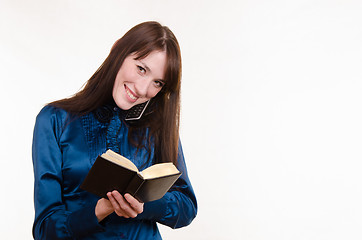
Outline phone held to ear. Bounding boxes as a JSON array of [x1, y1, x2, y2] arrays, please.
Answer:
[[125, 100, 150, 121]]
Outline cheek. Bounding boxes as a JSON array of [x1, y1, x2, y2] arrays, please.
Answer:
[[147, 87, 162, 98], [115, 66, 135, 85], [113, 69, 132, 92], [112, 77, 122, 98]]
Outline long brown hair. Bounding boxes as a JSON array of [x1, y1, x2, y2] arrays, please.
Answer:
[[50, 21, 182, 165]]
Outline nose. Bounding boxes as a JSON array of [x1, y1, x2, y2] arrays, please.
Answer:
[[134, 77, 152, 98]]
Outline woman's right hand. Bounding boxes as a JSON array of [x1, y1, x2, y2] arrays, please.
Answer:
[[95, 191, 144, 222], [107, 191, 144, 218]]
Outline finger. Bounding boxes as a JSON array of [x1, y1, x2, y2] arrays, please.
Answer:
[[111, 191, 139, 218], [108, 192, 130, 218], [124, 193, 144, 214], [107, 192, 130, 218]]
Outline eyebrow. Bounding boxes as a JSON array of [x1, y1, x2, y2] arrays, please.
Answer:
[[139, 60, 165, 82], [139, 60, 151, 73]]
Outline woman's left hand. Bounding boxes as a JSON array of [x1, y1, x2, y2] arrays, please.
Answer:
[[107, 191, 144, 218]]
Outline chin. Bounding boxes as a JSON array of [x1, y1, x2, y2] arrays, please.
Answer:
[[114, 100, 133, 111]]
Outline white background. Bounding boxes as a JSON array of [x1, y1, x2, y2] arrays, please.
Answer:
[[1, 0, 362, 239]]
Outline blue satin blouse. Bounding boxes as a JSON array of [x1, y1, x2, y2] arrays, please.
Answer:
[[32, 105, 197, 239]]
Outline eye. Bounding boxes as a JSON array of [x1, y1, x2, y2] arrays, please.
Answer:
[[154, 80, 165, 88], [137, 65, 146, 74]]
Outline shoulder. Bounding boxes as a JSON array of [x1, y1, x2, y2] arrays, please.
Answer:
[[34, 105, 78, 135], [34, 105, 81, 142], [36, 105, 69, 123]]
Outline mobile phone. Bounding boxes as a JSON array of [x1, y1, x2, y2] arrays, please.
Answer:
[[125, 100, 150, 121]]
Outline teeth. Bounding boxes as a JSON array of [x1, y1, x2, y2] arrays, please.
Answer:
[[126, 88, 137, 100]]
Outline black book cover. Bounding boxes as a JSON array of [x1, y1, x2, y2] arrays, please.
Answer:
[[80, 155, 181, 202], [125, 172, 181, 202]]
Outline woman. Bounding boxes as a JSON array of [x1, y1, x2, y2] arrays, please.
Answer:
[[32, 21, 197, 239]]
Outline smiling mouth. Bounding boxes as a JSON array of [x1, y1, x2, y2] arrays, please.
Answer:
[[125, 85, 138, 101]]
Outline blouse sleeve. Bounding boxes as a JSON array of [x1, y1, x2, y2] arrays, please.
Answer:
[[136, 142, 198, 228], [32, 106, 105, 239]]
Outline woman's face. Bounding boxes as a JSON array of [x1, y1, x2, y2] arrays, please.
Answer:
[[112, 50, 167, 110]]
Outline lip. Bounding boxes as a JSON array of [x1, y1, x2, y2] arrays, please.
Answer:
[[124, 84, 139, 103]]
